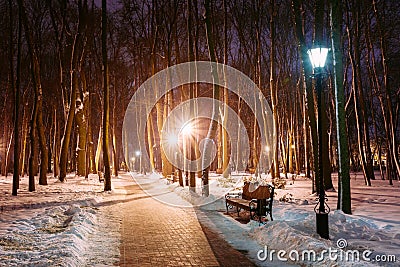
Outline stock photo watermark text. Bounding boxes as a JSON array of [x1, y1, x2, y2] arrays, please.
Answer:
[[257, 238, 398, 263]]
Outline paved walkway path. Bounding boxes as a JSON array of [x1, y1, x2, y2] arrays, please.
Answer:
[[115, 176, 255, 266]]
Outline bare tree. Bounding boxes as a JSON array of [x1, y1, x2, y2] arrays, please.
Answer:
[[59, 0, 88, 182], [202, 0, 220, 196], [11, 0, 21, 195], [18, 0, 48, 187], [102, 0, 111, 191], [292, 0, 319, 193], [330, 0, 351, 213]]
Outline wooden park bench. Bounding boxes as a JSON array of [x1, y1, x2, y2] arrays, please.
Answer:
[[225, 182, 274, 222]]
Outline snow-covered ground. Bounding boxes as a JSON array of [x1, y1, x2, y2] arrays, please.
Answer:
[[0, 174, 122, 266], [1, 171, 399, 266]]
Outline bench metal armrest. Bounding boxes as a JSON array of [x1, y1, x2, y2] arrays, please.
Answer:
[[249, 199, 258, 210]]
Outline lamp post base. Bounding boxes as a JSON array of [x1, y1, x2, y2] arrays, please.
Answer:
[[316, 212, 329, 239]]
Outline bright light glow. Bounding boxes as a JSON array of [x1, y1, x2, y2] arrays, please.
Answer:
[[135, 150, 141, 156], [307, 47, 329, 68], [166, 133, 179, 146], [180, 122, 192, 136], [265, 146, 270, 152]]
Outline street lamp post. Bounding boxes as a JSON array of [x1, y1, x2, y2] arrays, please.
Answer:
[[308, 46, 330, 239]]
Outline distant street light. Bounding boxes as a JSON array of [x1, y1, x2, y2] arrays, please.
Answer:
[[308, 46, 330, 240]]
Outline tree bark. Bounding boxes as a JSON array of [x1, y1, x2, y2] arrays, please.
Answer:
[[53, 108, 59, 177], [59, 0, 87, 182], [18, 0, 48, 186], [11, 0, 20, 195], [20, 107, 28, 177], [95, 124, 102, 173], [87, 97, 96, 174], [221, 0, 229, 178], [270, 0, 280, 179], [330, 0, 351, 213], [203, 0, 220, 196], [75, 91, 88, 176], [112, 84, 118, 177], [102, 0, 111, 191], [292, 0, 319, 193]]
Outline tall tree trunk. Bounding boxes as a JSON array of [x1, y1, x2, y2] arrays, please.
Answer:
[[292, 0, 319, 193], [53, 108, 59, 177], [161, 62, 173, 178], [11, 0, 21, 195], [59, 73, 77, 181], [102, 0, 111, 191], [187, 0, 197, 190], [59, 0, 87, 182], [294, 84, 301, 175], [95, 124, 102, 172], [288, 120, 294, 173], [270, 0, 280, 179], [1, 112, 7, 176], [75, 91, 88, 176], [203, 0, 220, 196], [322, 92, 334, 190], [303, 90, 311, 178], [5, 130, 14, 177], [112, 84, 118, 177], [87, 97, 96, 174], [18, 0, 48, 186], [146, 113, 155, 172], [20, 108, 28, 177], [28, 96, 38, 192], [330, 0, 351, 213], [36, 87, 48, 186], [221, 0, 229, 178], [174, 16, 184, 185]]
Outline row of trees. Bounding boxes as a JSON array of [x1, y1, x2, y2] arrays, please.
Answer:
[[1, 0, 399, 211]]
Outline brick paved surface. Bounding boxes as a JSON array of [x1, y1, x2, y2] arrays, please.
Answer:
[[117, 179, 256, 267], [118, 182, 219, 266], [199, 224, 256, 267]]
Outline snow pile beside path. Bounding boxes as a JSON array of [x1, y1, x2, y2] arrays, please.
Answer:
[[0, 204, 119, 267], [249, 204, 399, 266], [166, 174, 248, 210], [172, 186, 226, 210]]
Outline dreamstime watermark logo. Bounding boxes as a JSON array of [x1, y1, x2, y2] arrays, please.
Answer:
[[122, 61, 275, 207], [257, 238, 398, 263]]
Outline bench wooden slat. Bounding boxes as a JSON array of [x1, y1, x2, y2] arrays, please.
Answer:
[[226, 198, 253, 210]]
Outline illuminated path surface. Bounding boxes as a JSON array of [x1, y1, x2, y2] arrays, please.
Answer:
[[114, 174, 255, 267]]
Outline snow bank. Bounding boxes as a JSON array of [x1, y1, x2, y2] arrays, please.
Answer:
[[249, 204, 399, 266], [0, 203, 119, 267], [0, 173, 121, 267]]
